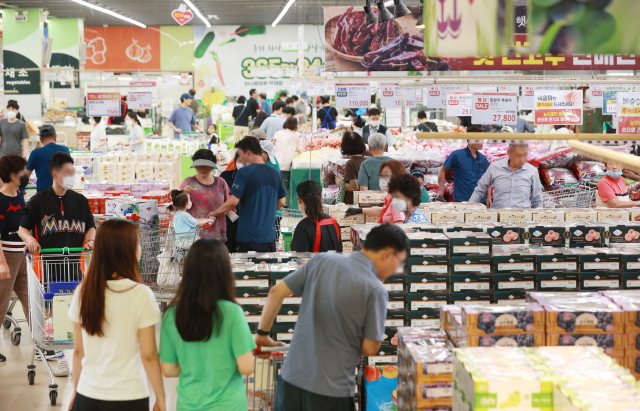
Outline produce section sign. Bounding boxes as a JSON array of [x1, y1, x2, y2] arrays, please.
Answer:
[[446, 92, 473, 117], [617, 92, 640, 134], [603, 90, 622, 115], [471, 93, 518, 125], [127, 92, 152, 110], [335, 84, 370, 109], [533, 90, 583, 126], [589, 85, 636, 109], [426, 86, 463, 108], [87, 93, 121, 117], [84, 26, 160, 70], [380, 83, 416, 109]]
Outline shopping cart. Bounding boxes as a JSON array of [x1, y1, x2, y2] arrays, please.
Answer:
[[26, 248, 91, 406], [275, 208, 305, 238], [247, 345, 290, 411], [542, 183, 597, 209], [3, 293, 25, 346]]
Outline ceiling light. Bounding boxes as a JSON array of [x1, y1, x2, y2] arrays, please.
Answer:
[[376, 0, 394, 23], [393, 0, 411, 18], [272, 0, 295, 27], [384, 0, 393, 5], [183, 0, 210, 28], [68, 0, 146, 28]]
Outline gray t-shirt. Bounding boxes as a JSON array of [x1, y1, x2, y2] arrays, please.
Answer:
[[0, 119, 28, 157], [282, 252, 388, 397], [294, 101, 307, 124], [357, 156, 393, 191]]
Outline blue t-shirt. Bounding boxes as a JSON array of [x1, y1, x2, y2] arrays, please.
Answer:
[[168, 106, 196, 139], [261, 100, 272, 116], [173, 210, 198, 238], [442, 147, 490, 202], [230, 163, 286, 243], [26, 143, 71, 192]]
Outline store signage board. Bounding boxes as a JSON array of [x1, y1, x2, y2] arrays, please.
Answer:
[[162, 77, 178, 88], [335, 84, 370, 109], [171, 6, 194, 26], [498, 85, 520, 94], [307, 82, 326, 95], [416, 89, 423, 104], [617, 92, 640, 134], [325, 82, 336, 95], [471, 93, 518, 125], [380, 83, 416, 109], [603, 90, 623, 115], [533, 90, 583, 125], [522, 85, 557, 109], [87, 92, 121, 117], [589, 85, 636, 108], [161, 98, 174, 117], [446, 92, 473, 117], [470, 86, 497, 93], [386, 108, 410, 128], [130, 81, 157, 101], [427, 86, 463, 108], [128, 92, 153, 110]]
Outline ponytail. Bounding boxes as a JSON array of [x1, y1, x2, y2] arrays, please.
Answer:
[[168, 189, 189, 211], [296, 180, 324, 222], [126, 111, 142, 126]]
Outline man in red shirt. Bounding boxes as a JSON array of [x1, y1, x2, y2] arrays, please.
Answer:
[[597, 161, 640, 208]]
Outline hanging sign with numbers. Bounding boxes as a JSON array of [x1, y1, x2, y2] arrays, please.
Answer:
[[471, 93, 518, 125], [335, 84, 370, 108], [87, 92, 121, 117]]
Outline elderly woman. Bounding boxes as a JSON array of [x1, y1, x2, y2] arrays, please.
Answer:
[[597, 161, 640, 208], [388, 174, 430, 223], [179, 149, 230, 241]]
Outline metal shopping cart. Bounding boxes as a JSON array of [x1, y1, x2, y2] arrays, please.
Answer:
[[3, 293, 25, 346], [247, 345, 290, 411], [26, 248, 91, 406], [542, 182, 598, 209]]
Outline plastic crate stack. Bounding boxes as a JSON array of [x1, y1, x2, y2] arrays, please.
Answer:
[[601, 290, 640, 379]]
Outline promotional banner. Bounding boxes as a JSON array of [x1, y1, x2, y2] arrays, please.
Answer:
[[4, 8, 42, 94], [589, 85, 637, 109], [617, 92, 640, 134], [160, 26, 194, 71], [471, 93, 518, 126], [534, 90, 583, 126], [48, 19, 83, 89], [446, 92, 473, 117], [380, 83, 416, 109], [522, 85, 558, 110], [84, 26, 161, 70], [426, 86, 463, 108], [87, 92, 121, 117], [335, 84, 370, 109]]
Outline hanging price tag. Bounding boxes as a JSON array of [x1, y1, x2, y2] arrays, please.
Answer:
[[128, 92, 153, 110], [589, 84, 635, 108], [379, 83, 416, 108], [603, 90, 621, 115], [534, 90, 583, 125], [426, 86, 462, 108], [471, 93, 518, 125], [446, 92, 473, 116], [307, 82, 326, 95], [617, 92, 640, 134], [522, 85, 557, 109], [335, 83, 370, 109], [325, 82, 336, 95], [87, 92, 121, 117]]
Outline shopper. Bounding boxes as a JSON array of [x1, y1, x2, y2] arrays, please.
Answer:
[[208, 123, 220, 145], [86, 116, 107, 151], [0, 155, 29, 363], [252, 111, 269, 130], [0, 100, 29, 159], [317, 96, 338, 130], [168, 189, 215, 233], [219, 151, 241, 252], [282, 106, 296, 120], [26, 125, 71, 193], [260, 101, 287, 140], [469, 143, 543, 209], [125, 112, 145, 152], [168, 93, 201, 140], [247, 89, 261, 120], [231, 96, 250, 143], [515, 116, 535, 133], [279, 91, 288, 102], [352, 115, 366, 136], [348, 160, 406, 224], [357, 133, 392, 191], [7, 100, 25, 122], [285, 97, 296, 107], [437, 129, 490, 202], [411, 171, 431, 203], [210, 137, 286, 253], [295, 92, 308, 124], [596, 161, 640, 208], [256, 223, 408, 411], [273, 117, 303, 194], [389, 174, 430, 223], [260, 140, 280, 171], [259, 93, 272, 116], [189, 89, 199, 114], [178, 149, 230, 241], [362, 108, 398, 150], [336, 131, 367, 205], [413, 110, 439, 133], [68, 220, 165, 411]]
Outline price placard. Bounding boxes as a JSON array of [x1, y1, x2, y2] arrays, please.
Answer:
[[469, 85, 497, 93], [603, 90, 621, 115], [335, 83, 370, 108], [533, 90, 583, 125], [446, 92, 473, 117], [617, 92, 640, 134], [128, 92, 153, 110], [380, 83, 416, 108], [130, 81, 157, 101], [426, 86, 463, 108], [385, 108, 410, 128], [307, 82, 326, 95], [471, 93, 518, 125], [589, 84, 635, 108], [87, 92, 121, 117], [325, 82, 336, 95], [498, 85, 520, 94], [522, 85, 557, 109]]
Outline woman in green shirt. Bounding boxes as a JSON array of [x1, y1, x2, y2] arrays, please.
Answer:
[[260, 139, 280, 170], [160, 240, 256, 411], [412, 171, 430, 203]]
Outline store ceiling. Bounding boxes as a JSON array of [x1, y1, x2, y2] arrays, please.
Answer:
[[1, 0, 401, 26]]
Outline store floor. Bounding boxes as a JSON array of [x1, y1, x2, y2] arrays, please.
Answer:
[[0, 302, 180, 410]]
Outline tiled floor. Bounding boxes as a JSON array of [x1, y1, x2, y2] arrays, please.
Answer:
[[0, 302, 180, 410]]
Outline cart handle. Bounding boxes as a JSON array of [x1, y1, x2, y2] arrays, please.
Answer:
[[253, 344, 290, 354], [26, 247, 89, 255]]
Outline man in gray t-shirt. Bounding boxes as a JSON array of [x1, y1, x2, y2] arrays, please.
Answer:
[[255, 224, 408, 411], [0, 101, 29, 158]]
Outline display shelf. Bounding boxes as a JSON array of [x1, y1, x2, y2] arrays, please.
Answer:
[[415, 132, 640, 145]]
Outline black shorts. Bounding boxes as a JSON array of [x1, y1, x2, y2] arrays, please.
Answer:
[[71, 393, 149, 411], [274, 376, 355, 411]]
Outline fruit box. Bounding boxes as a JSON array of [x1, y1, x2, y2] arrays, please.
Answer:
[[546, 333, 625, 357], [486, 226, 523, 245], [623, 272, 640, 290], [494, 254, 537, 274], [498, 210, 533, 224], [531, 210, 565, 223], [564, 225, 603, 247], [604, 224, 640, 244], [402, 344, 453, 385], [407, 232, 450, 257], [404, 382, 453, 409], [430, 211, 465, 225], [464, 210, 498, 224], [537, 252, 579, 273], [233, 270, 270, 289], [382, 326, 399, 346], [597, 209, 630, 222], [276, 305, 299, 324], [495, 290, 528, 304], [462, 304, 545, 336], [564, 209, 598, 223], [409, 309, 441, 328], [383, 274, 406, 293], [543, 299, 625, 334], [273, 324, 295, 342], [366, 345, 398, 365], [624, 356, 640, 379], [408, 274, 450, 293], [579, 253, 623, 272], [387, 293, 407, 311], [385, 310, 407, 328], [446, 232, 492, 256], [537, 272, 580, 291], [622, 252, 640, 273], [522, 225, 564, 246], [495, 273, 537, 292], [526, 291, 599, 304], [451, 256, 494, 275], [466, 333, 545, 348], [407, 256, 451, 276], [353, 190, 386, 207], [409, 291, 452, 311], [442, 224, 482, 233], [452, 291, 494, 306], [579, 272, 622, 291], [614, 299, 640, 333], [624, 333, 640, 356], [440, 305, 461, 334], [235, 288, 269, 306], [241, 305, 262, 324], [452, 272, 494, 294]]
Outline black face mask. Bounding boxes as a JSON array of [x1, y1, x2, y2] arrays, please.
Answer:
[[19, 174, 29, 189]]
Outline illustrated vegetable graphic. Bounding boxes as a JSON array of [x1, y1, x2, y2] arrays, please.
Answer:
[[210, 52, 225, 87], [195, 32, 215, 59], [499, 391, 521, 409], [232, 25, 266, 37], [126, 39, 144, 61], [218, 38, 237, 46]]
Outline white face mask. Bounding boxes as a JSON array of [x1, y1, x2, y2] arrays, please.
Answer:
[[369, 120, 380, 128], [125, 120, 133, 127], [379, 177, 390, 191], [61, 176, 75, 190], [237, 162, 244, 169], [391, 198, 408, 213], [89, 118, 97, 126], [6, 111, 17, 119], [187, 201, 192, 210]]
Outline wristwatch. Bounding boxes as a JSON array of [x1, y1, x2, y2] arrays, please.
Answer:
[[256, 328, 270, 336]]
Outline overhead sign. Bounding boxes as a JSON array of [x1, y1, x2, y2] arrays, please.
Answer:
[[171, 6, 194, 26], [128, 92, 153, 110], [380, 83, 416, 109], [471, 93, 518, 125], [589, 85, 636, 108], [446, 92, 473, 117], [335, 84, 370, 109], [87, 92, 121, 117], [534, 90, 583, 126], [307, 82, 326, 95], [130, 81, 157, 101], [617, 92, 640, 134], [603, 90, 622, 115], [426, 86, 463, 108]]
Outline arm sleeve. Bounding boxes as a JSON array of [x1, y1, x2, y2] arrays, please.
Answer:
[[469, 165, 493, 203], [442, 152, 455, 170], [283, 258, 314, 296], [67, 284, 82, 323], [168, 110, 177, 124], [159, 310, 178, 364], [231, 304, 258, 358], [20, 199, 37, 231], [178, 178, 189, 190], [138, 287, 162, 329], [357, 161, 370, 187], [385, 129, 395, 146], [230, 169, 246, 198], [184, 213, 199, 228], [26, 151, 36, 171], [21, 124, 29, 140], [290, 223, 311, 252], [190, 111, 196, 126], [525, 121, 535, 133], [278, 173, 287, 199], [531, 171, 543, 208], [364, 287, 388, 341], [597, 179, 617, 202], [344, 160, 358, 183]]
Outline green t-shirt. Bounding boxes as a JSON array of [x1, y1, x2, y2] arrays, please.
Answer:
[[160, 301, 257, 411], [421, 186, 430, 203], [268, 156, 280, 171]]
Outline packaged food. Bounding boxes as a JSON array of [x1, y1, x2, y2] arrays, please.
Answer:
[[542, 296, 625, 334], [462, 304, 545, 336], [570, 160, 605, 183], [540, 167, 579, 190]]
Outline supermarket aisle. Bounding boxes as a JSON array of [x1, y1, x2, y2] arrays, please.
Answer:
[[0, 302, 180, 410]]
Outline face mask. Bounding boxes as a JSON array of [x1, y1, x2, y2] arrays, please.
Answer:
[[19, 174, 29, 189], [237, 162, 244, 169], [89, 118, 96, 126], [379, 177, 390, 191], [606, 170, 623, 179], [6, 111, 16, 119], [391, 198, 408, 213], [369, 120, 380, 128], [61, 176, 75, 190], [187, 202, 192, 210], [125, 120, 133, 127]]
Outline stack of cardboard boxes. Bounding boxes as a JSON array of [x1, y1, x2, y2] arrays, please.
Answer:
[[601, 290, 640, 379], [96, 151, 181, 188]]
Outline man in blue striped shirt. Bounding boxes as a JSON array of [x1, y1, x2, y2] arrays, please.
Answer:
[[469, 143, 543, 209]]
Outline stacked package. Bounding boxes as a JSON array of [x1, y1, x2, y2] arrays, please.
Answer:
[[602, 290, 640, 379], [323, 204, 369, 255], [94, 151, 182, 188]]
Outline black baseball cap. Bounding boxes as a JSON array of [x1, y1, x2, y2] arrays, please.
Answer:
[[39, 124, 56, 137]]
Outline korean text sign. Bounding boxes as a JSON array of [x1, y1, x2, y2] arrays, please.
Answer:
[[426, 86, 463, 108], [617, 92, 640, 134], [446, 92, 473, 117], [534, 90, 583, 125], [87, 93, 121, 117], [380, 83, 416, 109], [127, 92, 153, 110], [472, 93, 518, 125], [335, 84, 370, 109]]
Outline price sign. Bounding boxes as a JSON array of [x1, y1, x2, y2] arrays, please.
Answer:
[[522, 85, 557, 109], [533, 90, 583, 125], [380, 83, 416, 108], [426, 86, 463, 108], [446, 92, 473, 117], [307, 82, 326, 95], [335, 83, 370, 109], [386, 108, 411, 128], [603, 90, 621, 115], [87, 92, 121, 117], [589, 84, 635, 108], [162, 76, 178, 88], [128, 92, 153, 110], [471, 93, 518, 125], [498, 85, 520, 94], [469, 85, 497, 93], [617, 92, 640, 134], [416, 88, 423, 103], [325, 82, 336, 95], [130, 81, 157, 101]]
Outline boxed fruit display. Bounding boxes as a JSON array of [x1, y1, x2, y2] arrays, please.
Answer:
[[486, 226, 523, 245], [407, 256, 450, 275], [430, 210, 465, 225], [451, 256, 493, 275], [522, 225, 562, 246], [536, 248, 579, 273], [563, 224, 603, 247], [353, 190, 386, 207], [451, 291, 493, 306], [464, 210, 498, 224], [407, 232, 450, 257], [596, 208, 631, 222], [446, 232, 492, 256], [495, 290, 529, 304], [579, 272, 622, 291], [564, 209, 598, 223], [531, 210, 565, 224], [545, 333, 625, 356], [466, 333, 545, 348], [451, 272, 494, 293], [461, 304, 545, 336], [498, 210, 533, 224], [408, 274, 449, 293], [603, 223, 640, 244], [409, 292, 451, 311], [540, 296, 625, 334], [493, 245, 536, 274]]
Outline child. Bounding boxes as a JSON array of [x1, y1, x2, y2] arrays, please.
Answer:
[[168, 189, 213, 255], [208, 124, 220, 145]]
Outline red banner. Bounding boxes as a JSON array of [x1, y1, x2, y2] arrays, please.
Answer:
[[453, 53, 640, 71], [84, 27, 161, 71]]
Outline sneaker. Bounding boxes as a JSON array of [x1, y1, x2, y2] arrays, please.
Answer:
[[0, 353, 5, 362], [35, 350, 57, 361], [54, 358, 70, 376]]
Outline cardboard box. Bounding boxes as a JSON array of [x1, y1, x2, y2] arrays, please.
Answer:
[[385, 310, 407, 327], [119, 152, 138, 163], [430, 211, 465, 224], [408, 274, 450, 293], [579, 253, 622, 273], [532, 210, 565, 223], [408, 309, 442, 327], [446, 232, 492, 256], [409, 291, 451, 311], [341, 240, 353, 253], [233, 270, 270, 289], [274, 324, 296, 341], [564, 225, 603, 247], [498, 210, 532, 223], [353, 190, 386, 207], [462, 304, 545, 336], [155, 162, 175, 173], [407, 232, 450, 257], [486, 226, 523, 245], [452, 272, 494, 293], [565, 209, 598, 223], [495, 273, 537, 292], [104, 198, 159, 224], [451, 256, 493, 275], [522, 226, 564, 247], [101, 153, 119, 163], [546, 333, 625, 357], [623, 272, 640, 289], [466, 333, 545, 347], [117, 162, 136, 173], [407, 256, 450, 275], [140, 151, 161, 162], [451, 291, 494, 306], [464, 210, 498, 224], [604, 224, 640, 244], [99, 162, 118, 172], [235, 288, 269, 306], [579, 272, 622, 290], [597, 208, 630, 222], [543, 297, 625, 334], [495, 290, 528, 304], [493, 253, 536, 274], [537, 272, 579, 291], [365, 214, 378, 223], [276, 305, 300, 324], [537, 252, 579, 272]]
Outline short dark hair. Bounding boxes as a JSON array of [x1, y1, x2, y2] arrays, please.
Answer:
[[234, 136, 262, 156], [273, 101, 286, 112], [188, 89, 196, 96], [0, 154, 27, 183], [291, 95, 299, 102], [286, 97, 296, 105], [249, 88, 257, 96], [192, 148, 217, 164], [283, 117, 298, 131], [417, 110, 427, 120], [320, 96, 330, 105], [296, 180, 323, 223], [237, 96, 246, 104], [279, 91, 288, 98], [259, 93, 267, 100], [363, 223, 410, 253], [208, 123, 217, 131], [341, 131, 366, 156], [368, 108, 381, 117], [92, 116, 102, 124], [282, 106, 296, 116], [467, 126, 483, 133], [49, 152, 74, 175], [379, 160, 406, 178], [389, 174, 422, 207], [7, 101, 19, 110]]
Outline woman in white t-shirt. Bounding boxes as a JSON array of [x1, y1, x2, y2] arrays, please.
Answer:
[[125, 112, 145, 153], [68, 220, 165, 411], [87, 117, 107, 151]]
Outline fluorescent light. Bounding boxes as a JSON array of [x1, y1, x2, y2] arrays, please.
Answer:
[[384, 1, 393, 6], [69, 0, 146, 28], [184, 0, 210, 28], [272, 0, 295, 27]]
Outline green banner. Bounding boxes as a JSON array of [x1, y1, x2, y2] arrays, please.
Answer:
[[3, 8, 43, 94], [159, 26, 194, 71], [48, 19, 83, 89]]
